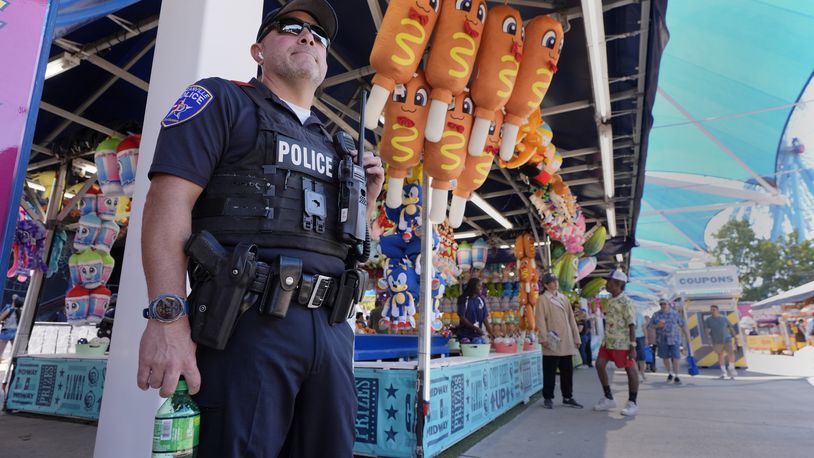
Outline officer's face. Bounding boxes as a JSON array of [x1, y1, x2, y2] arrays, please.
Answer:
[[257, 11, 328, 86]]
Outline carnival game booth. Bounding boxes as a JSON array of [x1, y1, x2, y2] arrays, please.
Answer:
[[667, 266, 747, 368], [0, 1, 667, 456], [750, 281, 814, 353]]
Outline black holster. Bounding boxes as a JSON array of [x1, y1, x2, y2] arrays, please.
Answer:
[[185, 231, 257, 350], [330, 268, 368, 325]]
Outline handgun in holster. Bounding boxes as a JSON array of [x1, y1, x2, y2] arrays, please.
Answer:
[[185, 230, 257, 350], [329, 268, 368, 325]]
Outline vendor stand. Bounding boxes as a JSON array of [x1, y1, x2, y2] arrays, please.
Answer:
[[667, 266, 747, 368]]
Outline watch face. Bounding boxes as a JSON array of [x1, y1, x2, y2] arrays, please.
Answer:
[[155, 297, 182, 320]]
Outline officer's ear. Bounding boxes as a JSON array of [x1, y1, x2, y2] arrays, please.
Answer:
[[250, 43, 263, 64]]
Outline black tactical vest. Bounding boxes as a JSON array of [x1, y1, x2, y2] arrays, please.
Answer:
[[191, 84, 349, 259]]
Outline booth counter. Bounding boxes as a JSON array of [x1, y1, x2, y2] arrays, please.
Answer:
[[353, 350, 542, 457]]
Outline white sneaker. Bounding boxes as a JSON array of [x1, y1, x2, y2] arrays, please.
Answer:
[[593, 397, 617, 411], [621, 401, 638, 416], [728, 366, 737, 379]]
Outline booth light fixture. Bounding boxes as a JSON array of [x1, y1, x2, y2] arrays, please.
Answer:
[[72, 158, 97, 176], [470, 192, 513, 229], [581, 0, 611, 122], [45, 52, 81, 79], [599, 123, 615, 199], [606, 205, 617, 237], [453, 231, 480, 240], [26, 181, 46, 192]]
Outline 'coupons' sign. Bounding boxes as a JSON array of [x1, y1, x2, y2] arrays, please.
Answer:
[[671, 266, 741, 296]]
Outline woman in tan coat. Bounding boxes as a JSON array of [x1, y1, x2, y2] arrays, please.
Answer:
[[536, 273, 583, 409]]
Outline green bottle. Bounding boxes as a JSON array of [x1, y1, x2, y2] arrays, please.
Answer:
[[152, 377, 200, 457]]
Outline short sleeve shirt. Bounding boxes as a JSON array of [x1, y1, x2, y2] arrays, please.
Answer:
[[457, 296, 487, 339], [1, 304, 18, 330], [603, 293, 635, 350], [704, 315, 732, 344], [650, 309, 685, 346], [148, 77, 345, 276], [635, 308, 645, 338]]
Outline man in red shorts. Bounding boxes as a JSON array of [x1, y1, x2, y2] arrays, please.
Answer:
[[593, 270, 639, 416]]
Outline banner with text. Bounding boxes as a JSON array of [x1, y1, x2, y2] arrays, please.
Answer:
[[353, 351, 543, 457]]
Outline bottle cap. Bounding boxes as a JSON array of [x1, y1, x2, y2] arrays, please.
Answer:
[[177, 377, 188, 392]]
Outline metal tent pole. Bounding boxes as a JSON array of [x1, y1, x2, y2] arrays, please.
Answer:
[[415, 172, 433, 457], [3, 162, 67, 390]]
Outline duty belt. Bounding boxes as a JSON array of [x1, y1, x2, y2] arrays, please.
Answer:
[[250, 261, 336, 309]]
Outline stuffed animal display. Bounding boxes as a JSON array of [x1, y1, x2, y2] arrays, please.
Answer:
[[370, 0, 567, 231], [514, 233, 539, 333], [6, 218, 48, 282]]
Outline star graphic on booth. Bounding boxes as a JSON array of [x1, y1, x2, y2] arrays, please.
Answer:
[[385, 405, 398, 420], [385, 426, 398, 442], [385, 384, 398, 399]]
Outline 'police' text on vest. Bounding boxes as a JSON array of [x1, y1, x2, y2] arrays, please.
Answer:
[[277, 138, 334, 179]]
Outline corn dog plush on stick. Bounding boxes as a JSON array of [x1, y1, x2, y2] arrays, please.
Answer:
[[424, 90, 474, 223], [467, 4, 523, 156], [380, 71, 432, 208], [365, 0, 440, 130], [448, 110, 503, 227], [424, 0, 487, 142], [499, 15, 564, 161]]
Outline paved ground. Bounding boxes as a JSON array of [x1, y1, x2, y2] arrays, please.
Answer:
[[0, 351, 812, 457], [460, 353, 814, 458]]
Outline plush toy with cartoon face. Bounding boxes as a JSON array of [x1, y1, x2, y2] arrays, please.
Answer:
[[424, 90, 475, 223], [382, 259, 417, 331], [424, 0, 487, 142], [382, 72, 432, 208], [500, 15, 565, 161], [468, 3, 523, 156], [366, 0, 441, 130]]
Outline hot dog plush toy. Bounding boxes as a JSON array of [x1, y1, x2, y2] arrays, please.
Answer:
[[424, 90, 474, 223], [380, 71, 432, 208], [365, 0, 440, 130], [499, 15, 564, 161], [448, 110, 502, 227], [423, 0, 487, 142], [467, 4, 523, 156]]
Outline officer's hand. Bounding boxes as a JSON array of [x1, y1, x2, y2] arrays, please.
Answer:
[[353, 149, 384, 216], [137, 317, 201, 397]]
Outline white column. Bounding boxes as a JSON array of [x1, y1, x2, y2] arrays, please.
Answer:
[[94, 1, 263, 456]]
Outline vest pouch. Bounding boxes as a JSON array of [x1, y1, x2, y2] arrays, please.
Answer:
[[188, 239, 257, 350], [258, 256, 302, 319]]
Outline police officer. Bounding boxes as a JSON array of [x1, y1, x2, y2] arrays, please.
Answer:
[[136, 1, 384, 456]]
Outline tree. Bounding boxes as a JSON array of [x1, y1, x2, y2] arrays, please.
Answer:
[[712, 220, 814, 301]]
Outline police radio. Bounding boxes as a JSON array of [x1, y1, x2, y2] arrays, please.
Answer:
[[335, 89, 370, 262]]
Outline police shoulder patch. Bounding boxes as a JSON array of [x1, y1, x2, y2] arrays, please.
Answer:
[[161, 84, 214, 128]]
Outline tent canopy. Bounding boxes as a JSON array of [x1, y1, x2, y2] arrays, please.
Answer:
[[751, 280, 814, 310], [631, 0, 814, 299]]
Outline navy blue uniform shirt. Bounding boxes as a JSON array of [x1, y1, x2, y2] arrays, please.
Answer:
[[149, 77, 345, 276]]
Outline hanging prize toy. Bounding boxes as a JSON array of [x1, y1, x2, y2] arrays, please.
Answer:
[[74, 211, 102, 251], [76, 249, 104, 289], [499, 15, 564, 161], [424, 91, 474, 223], [100, 251, 116, 286], [448, 111, 502, 227], [66, 285, 91, 325], [424, 0, 487, 142], [364, 0, 440, 129], [381, 71, 431, 208], [96, 194, 119, 221], [468, 4, 523, 156], [88, 286, 112, 324], [94, 136, 125, 196], [116, 134, 140, 196], [94, 220, 120, 253]]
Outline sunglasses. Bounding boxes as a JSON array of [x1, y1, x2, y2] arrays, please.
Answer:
[[263, 17, 331, 49]]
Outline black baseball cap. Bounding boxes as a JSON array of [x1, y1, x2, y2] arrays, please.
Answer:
[[256, 0, 339, 43]]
